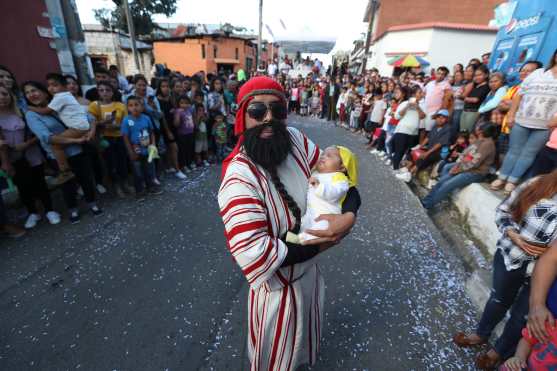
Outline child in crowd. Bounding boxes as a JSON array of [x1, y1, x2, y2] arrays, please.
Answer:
[[446, 132, 469, 163], [194, 103, 210, 167], [121, 96, 162, 199], [349, 96, 362, 132], [310, 85, 321, 117], [28, 73, 90, 183], [287, 145, 358, 244], [371, 97, 396, 153], [88, 81, 130, 195], [173, 95, 195, 175], [336, 86, 348, 127], [502, 281, 557, 371], [211, 111, 227, 162], [300, 84, 309, 116], [290, 83, 300, 113], [366, 89, 386, 137], [436, 132, 469, 174]]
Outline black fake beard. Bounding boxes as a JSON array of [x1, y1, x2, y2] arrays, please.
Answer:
[[243, 120, 292, 170]]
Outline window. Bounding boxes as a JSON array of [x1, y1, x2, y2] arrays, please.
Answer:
[[214, 45, 218, 58], [201, 44, 206, 59], [235, 48, 239, 60]]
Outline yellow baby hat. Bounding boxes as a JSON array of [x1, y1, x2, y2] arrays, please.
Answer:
[[336, 145, 358, 187]]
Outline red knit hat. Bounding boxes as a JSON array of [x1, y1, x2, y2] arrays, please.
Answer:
[[233, 76, 286, 136], [221, 76, 286, 178]]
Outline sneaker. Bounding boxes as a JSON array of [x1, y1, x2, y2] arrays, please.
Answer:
[[24, 213, 41, 229], [45, 211, 61, 225], [148, 187, 164, 195], [399, 167, 410, 173], [53, 171, 75, 185], [96, 184, 107, 194], [69, 211, 80, 224], [395, 172, 412, 183], [165, 167, 177, 174], [77, 187, 84, 197], [0, 224, 26, 238], [190, 163, 197, 170], [175, 171, 187, 180], [385, 159, 392, 166], [378, 151, 386, 158], [370, 149, 379, 155], [90, 206, 104, 217], [182, 166, 191, 174], [203, 160, 210, 167], [135, 191, 147, 202], [153, 178, 161, 186]]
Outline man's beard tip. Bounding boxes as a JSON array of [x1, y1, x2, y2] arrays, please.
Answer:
[[243, 119, 292, 170]]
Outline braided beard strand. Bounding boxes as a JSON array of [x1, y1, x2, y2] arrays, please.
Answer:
[[243, 121, 301, 233]]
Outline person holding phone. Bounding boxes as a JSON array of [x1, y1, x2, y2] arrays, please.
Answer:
[[453, 169, 557, 369], [88, 81, 129, 197]]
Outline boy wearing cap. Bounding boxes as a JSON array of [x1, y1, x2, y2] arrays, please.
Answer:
[[396, 109, 451, 183]]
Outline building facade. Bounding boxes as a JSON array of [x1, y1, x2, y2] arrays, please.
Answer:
[[362, 0, 504, 74], [365, 0, 505, 41], [0, 0, 86, 83], [154, 35, 279, 76], [84, 25, 153, 78], [370, 23, 498, 75]]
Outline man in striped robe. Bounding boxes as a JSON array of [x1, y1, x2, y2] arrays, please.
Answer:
[[218, 77, 360, 371]]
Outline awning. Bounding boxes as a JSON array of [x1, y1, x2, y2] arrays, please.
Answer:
[[214, 58, 240, 64], [387, 54, 430, 67]]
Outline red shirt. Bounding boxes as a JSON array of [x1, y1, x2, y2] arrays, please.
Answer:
[[522, 326, 557, 369]]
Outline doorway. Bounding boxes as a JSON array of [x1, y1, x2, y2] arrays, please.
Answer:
[[217, 64, 235, 76]]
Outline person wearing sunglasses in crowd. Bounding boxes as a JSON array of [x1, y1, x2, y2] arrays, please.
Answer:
[[218, 76, 361, 371]]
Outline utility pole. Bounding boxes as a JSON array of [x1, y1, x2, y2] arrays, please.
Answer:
[[59, 0, 93, 85], [257, 0, 263, 72], [361, 0, 379, 74], [123, 0, 141, 73]]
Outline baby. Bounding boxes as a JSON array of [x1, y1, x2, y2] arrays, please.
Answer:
[[288, 145, 358, 244]]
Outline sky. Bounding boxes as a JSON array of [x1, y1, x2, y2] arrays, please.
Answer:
[[75, 0, 368, 50]]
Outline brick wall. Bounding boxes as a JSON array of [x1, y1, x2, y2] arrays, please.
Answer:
[[154, 36, 257, 75], [371, 0, 505, 40], [0, 0, 60, 82]]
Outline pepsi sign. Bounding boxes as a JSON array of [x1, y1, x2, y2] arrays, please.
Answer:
[[505, 13, 541, 34]]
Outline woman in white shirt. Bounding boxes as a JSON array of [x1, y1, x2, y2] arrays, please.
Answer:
[[491, 49, 557, 194], [391, 86, 426, 170]]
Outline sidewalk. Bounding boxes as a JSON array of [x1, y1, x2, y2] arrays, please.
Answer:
[[412, 177, 505, 313]]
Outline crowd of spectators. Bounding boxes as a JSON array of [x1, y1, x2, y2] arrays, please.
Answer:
[[0, 63, 243, 236]]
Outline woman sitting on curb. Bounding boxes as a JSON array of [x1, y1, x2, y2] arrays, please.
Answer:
[[491, 49, 557, 194], [453, 169, 557, 369], [420, 123, 496, 210]]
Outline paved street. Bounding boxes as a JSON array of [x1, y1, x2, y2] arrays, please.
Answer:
[[1, 115, 481, 370]]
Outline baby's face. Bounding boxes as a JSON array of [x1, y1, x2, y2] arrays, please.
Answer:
[[316, 147, 344, 173]]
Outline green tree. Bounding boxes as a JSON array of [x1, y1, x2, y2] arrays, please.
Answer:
[[94, 0, 177, 36]]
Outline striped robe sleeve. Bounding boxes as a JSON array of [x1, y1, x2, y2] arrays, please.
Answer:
[[219, 162, 288, 289], [289, 127, 320, 170]]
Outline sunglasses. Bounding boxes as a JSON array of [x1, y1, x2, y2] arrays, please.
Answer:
[[246, 101, 287, 121]]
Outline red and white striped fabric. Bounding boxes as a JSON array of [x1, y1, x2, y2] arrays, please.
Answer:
[[218, 127, 323, 371]]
